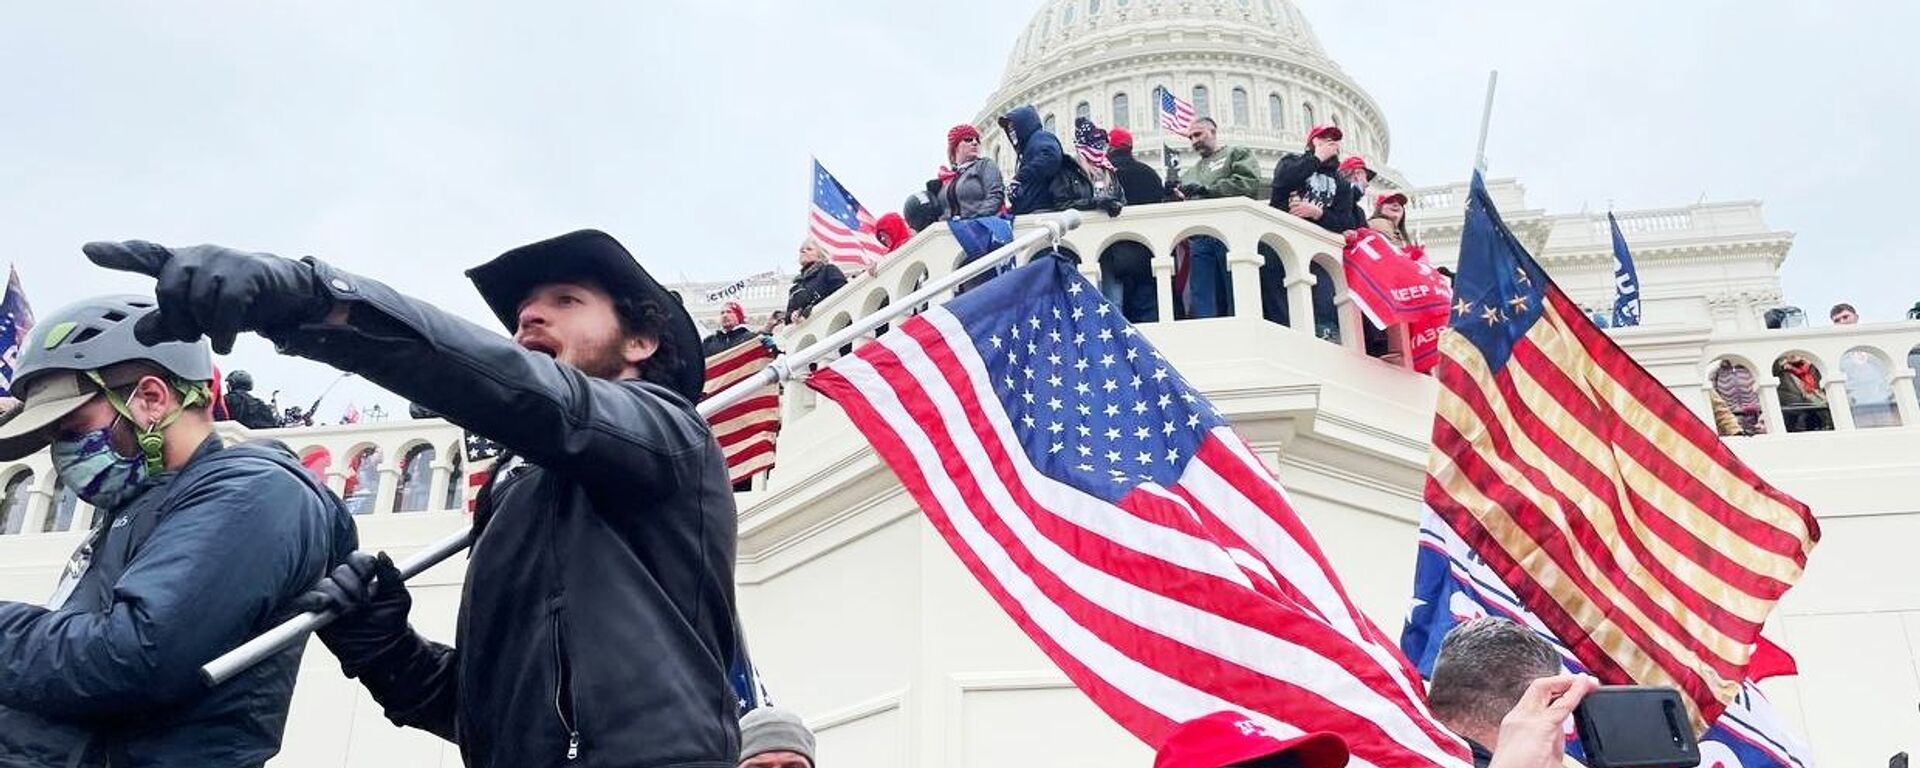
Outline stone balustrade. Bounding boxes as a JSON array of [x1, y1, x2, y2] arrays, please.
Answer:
[[1685, 321, 1920, 435], [0, 417, 475, 539]]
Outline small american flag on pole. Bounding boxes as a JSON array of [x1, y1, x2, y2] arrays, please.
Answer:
[[810, 257, 1470, 767], [1425, 173, 1818, 730], [1157, 88, 1196, 134], [809, 159, 885, 269], [703, 338, 782, 485]]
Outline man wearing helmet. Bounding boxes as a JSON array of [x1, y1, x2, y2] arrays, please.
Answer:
[[220, 369, 281, 429], [0, 296, 357, 766], [84, 230, 742, 768]]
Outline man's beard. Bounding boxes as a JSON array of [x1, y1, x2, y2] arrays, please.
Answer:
[[568, 336, 634, 380]]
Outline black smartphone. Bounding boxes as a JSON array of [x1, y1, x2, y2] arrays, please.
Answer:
[[1572, 686, 1700, 768]]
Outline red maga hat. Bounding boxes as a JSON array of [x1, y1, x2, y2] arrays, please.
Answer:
[[1153, 712, 1350, 768]]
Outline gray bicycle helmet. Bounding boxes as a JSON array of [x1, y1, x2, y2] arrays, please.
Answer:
[[0, 295, 214, 460]]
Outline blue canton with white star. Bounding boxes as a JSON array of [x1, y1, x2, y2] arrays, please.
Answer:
[[812, 159, 863, 230], [1448, 172, 1551, 372], [944, 256, 1227, 503]]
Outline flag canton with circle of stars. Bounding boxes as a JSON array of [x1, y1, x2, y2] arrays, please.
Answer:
[[812, 159, 864, 231], [953, 256, 1227, 502], [1446, 172, 1551, 372]]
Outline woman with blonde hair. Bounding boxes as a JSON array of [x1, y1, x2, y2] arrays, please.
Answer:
[[786, 237, 847, 322]]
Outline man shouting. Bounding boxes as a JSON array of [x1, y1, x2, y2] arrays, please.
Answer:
[[87, 230, 743, 768]]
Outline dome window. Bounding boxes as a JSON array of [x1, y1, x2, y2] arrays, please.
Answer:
[[1268, 93, 1285, 129], [1090, 0, 1102, 13], [1231, 87, 1249, 126], [1076, 101, 1091, 121], [1044, 113, 1057, 133], [1112, 92, 1130, 128], [1191, 85, 1210, 118], [1302, 101, 1316, 127], [1063, 2, 1076, 25]]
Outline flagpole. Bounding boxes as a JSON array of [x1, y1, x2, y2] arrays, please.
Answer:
[[1473, 70, 1499, 173], [198, 210, 1084, 686]]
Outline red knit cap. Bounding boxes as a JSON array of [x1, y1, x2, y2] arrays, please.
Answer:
[[1109, 127, 1134, 150], [947, 124, 981, 163]]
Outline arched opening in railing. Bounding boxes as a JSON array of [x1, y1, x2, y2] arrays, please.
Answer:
[[1257, 242, 1290, 327], [1910, 344, 1920, 403], [45, 478, 79, 533], [861, 290, 894, 339], [1098, 237, 1158, 324], [828, 312, 854, 358], [1707, 357, 1767, 437], [1171, 231, 1234, 320], [393, 442, 437, 513], [1839, 346, 1902, 428], [1308, 257, 1342, 343], [897, 262, 932, 316], [443, 441, 466, 511], [343, 445, 382, 515], [299, 446, 333, 486], [1771, 352, 1833, 432], [0, 469, 34, 535]]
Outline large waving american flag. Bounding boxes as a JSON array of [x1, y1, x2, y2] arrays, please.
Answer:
[[811, 256, 1471, 768], [809, 159, 885, 268], [704, 337, 781, 485], [1425, 173, 1819, 731]]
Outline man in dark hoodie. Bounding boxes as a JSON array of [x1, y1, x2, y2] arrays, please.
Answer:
[[998, 105, 1064, 215], [1270, 123, 1367, 235], [1105, 127, 1165, 206]]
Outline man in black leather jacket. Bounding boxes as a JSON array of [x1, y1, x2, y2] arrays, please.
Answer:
[[85, 230, 742, 768]]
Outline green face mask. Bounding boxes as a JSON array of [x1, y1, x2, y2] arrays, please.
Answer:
[[83, 371, 210, 474]]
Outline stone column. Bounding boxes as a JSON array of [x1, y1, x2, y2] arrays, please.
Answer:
[[1757, 382, 1787, 436], [19, 477, 52, 535], [1892, 369, 1920, 427], [1152, 253, 1176, 324], [428, 461, 453, 512], [1285, 273, 1315, 334], [1335, 295, 1364, 351], [371, 462, 402, 516], [1228, 236, 1263, 321], [1822, 378, 1856, 431]]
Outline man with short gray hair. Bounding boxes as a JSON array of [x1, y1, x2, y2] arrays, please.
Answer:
[[1426, 617, 1564, 767]]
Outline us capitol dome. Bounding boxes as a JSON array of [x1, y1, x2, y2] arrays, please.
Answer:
[[975, 0, 1404, 186]]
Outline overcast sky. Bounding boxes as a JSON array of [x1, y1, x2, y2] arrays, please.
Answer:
[[3, 1, 1913, 419]]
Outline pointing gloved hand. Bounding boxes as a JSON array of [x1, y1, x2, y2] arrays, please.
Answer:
[[83, 240, 336, 354], [291, 551, 417, 675]]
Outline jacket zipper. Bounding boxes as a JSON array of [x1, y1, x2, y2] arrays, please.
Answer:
[[552, 613, 581, 761]]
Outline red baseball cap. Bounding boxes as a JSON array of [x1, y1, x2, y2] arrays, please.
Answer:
[[723, 301, 745, 321], [1153, 712, 1349, 768], [1338, 155, 1377, 181], [1110, 126, 1135, 150], [1305, 123, 1344, 146], [1375, 191, 1408, 208]]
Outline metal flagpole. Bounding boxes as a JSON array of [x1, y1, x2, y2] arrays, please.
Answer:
[[1474, 70, 1499, 174], [199, 210, 1083, 686]]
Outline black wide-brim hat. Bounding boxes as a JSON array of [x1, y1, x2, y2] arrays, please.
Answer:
[[466, 229, 704, 403]]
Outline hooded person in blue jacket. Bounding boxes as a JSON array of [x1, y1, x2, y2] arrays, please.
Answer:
[[0, 295, 356, 768], [998, 105, 1064, 215]]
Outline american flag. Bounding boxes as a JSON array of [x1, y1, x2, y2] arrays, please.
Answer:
[[811, 257, 1471, 768], [1157, 88, 1196, 134], [462, 432, 503, 514], [1425, 173, 1819, 730], [0, 266, 34, 397], [1073, 116, 1116, 173], [703, 337, 781, 485], [810, 159, 885, 269]]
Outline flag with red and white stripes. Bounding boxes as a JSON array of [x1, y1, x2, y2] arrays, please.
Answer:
[[1157, 88, 1196, 134], [809, 159, 885, 269], [704, 337, 781, 485], [1426, 173, 1819, 731], [462, 432, 502, 514], [810, 257, 1471, 768]]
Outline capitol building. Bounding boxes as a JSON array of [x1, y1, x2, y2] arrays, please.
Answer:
[[3, 2, 1918, 766]]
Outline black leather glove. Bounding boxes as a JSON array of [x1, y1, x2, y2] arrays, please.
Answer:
[[1179, 183, 1208, 199], [83, 240, 336, 354], [292, 551, 416, 676]]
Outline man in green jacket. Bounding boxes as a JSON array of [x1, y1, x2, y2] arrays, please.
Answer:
[[1171, 117, 1261, 318]]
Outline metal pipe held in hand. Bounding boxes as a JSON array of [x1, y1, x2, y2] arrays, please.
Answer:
[[198, 211, 1082, 686]]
